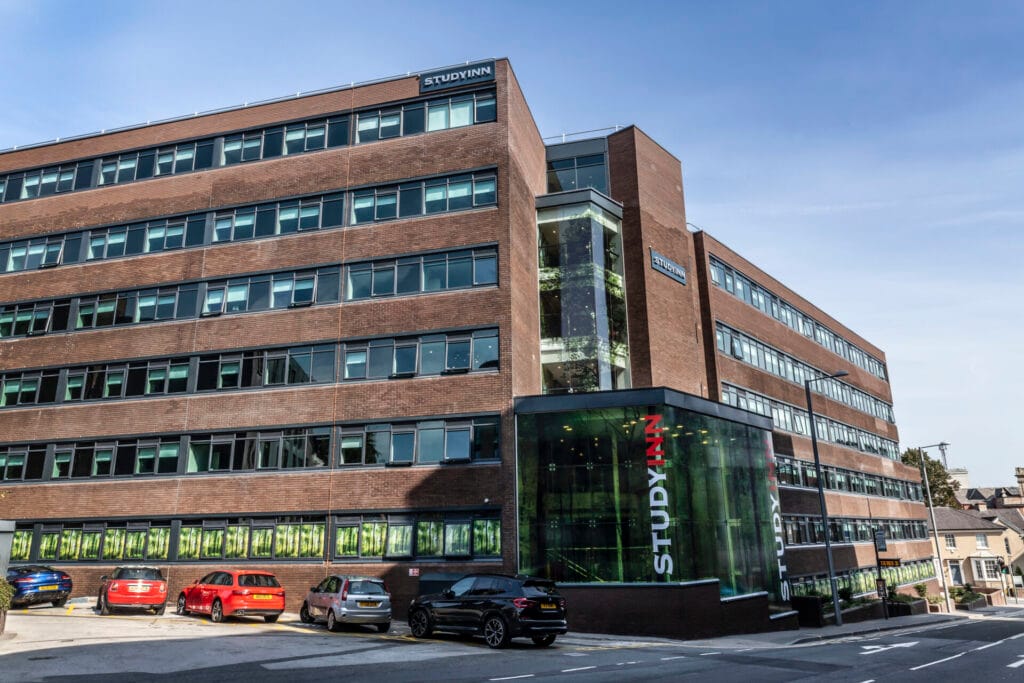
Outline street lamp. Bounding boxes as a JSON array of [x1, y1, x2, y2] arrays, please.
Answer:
[[805, 370, 849, 627], [918, 442, 954, 614]]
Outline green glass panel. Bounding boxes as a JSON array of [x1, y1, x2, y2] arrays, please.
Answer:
[[80, 531, 102, 560], [11, 530, 32, 561], [39, 532, 59, 560], [335, 526, 358, 557], [177, 527, 201, 560], [473, 519, 501, 556], [124, 530, 146, 559], [225, 526, 249, 558], [103, 528, 126, 559], [415, 521, 443, 557], [148, 527, 170, 559], [361, 521, 386, 557], [251, 528, 273, 558]]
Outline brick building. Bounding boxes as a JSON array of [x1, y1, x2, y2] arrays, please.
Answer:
[[0, 58, 934, 634]]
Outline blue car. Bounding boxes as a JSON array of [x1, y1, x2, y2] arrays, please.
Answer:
[[6, 565, 73, 608]]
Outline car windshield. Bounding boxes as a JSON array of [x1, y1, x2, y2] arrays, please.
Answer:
[[522, 580, 558, 597], [238, 574, 280, 588], [348, 580, 385, 595], [115, 567, 164, 580]]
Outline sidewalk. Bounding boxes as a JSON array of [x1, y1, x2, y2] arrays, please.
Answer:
[[557, 603, 1024, 651]]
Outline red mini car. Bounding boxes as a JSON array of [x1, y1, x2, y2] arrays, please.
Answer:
[[176, 569, 285, 623], [97, 566, 168, 615]]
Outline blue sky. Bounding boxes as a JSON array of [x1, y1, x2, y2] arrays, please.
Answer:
[[2, 1, 1020, 486]]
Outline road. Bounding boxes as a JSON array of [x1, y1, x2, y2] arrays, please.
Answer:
[[1, 602, 1022, 682]]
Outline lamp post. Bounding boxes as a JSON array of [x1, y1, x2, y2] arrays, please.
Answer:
[[918, 442, 954, 614], [805, 370, 849, 627]]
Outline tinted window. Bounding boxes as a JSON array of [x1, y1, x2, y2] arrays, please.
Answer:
[[348, 580, 385, 595], [238, 573, 280, 587], [522, 580, 558, 597], [114, 567, 164, 580]]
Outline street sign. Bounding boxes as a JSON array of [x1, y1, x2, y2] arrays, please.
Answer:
[[876, 578, 887, 598], [408, 567, 420, 577], [879, 558, 901, 568], [874, 530, 887, 552]]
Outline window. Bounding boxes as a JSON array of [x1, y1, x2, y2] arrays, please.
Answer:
[[344, 247, 496, 301], [945, 534, 957, 550], [973, 558, 1000, 581], [975, 533, 989, 549]]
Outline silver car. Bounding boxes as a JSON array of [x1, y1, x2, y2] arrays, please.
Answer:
[[300, 575, 392, 633]]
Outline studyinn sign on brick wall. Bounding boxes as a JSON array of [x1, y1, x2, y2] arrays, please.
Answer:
[[650, 248, 687, 286], [420, 61, 496, 93]]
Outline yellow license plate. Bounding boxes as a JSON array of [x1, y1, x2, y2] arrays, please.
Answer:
[[252, 594, 273, 600], [541, 602, 556, 609], [357, 601, 378, 608], [128, 585, 148, 592], [39, 584, 58, 591]]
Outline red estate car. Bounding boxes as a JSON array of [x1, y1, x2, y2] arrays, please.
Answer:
[[97, 566, 168, 615], [176, 570, 285, 623]]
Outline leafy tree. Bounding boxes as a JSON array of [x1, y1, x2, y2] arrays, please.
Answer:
[[901, 448, 960, 508]]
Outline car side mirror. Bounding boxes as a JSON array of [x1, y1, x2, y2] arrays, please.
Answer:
[[443, 589, 455, 599], [310, 586, 317, 593], [192, 579, 199, 585], [100, 576, 108, 582]]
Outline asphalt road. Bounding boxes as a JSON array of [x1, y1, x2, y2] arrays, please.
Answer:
[[1, 602, 1022, 682]]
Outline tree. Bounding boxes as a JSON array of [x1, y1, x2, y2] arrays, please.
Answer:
[[901, 448, 960, 508]]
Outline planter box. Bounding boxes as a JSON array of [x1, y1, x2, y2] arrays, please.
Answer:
[[0, 608, 6, 636], [791, 595, 825, 628], [955, 597, 987, 611], [887, 599, 927, 617]]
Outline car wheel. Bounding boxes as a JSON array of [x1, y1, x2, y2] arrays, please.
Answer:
[[532, 634, 557, 647], [176, 594, 189, 616], [326, 609, 340, 632], [155, 603, 166, 616], [377, 621, 391, 634], [264, 614, 279, 623], [99, 593, 111, 616], [52, 597, 68, 608], [483, 615, 511, 649], [299, 602, 314, 624], [211, 599, 224, 623], [409, 609, 433, 638]]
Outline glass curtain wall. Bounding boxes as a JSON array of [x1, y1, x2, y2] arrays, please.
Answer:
[[518, 402, 782, 601], [537, 201, 629, 393]]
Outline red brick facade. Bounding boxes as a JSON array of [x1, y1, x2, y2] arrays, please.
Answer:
[[0, 58, 932, 615]]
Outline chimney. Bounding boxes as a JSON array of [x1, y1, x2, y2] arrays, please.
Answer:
[[1017, 467, 1024, 493]]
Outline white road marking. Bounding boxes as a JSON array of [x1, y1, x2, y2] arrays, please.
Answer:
[[565, 652, 588, 657], [909, 652, 964, 670], [661, 656, 687, 661], [1011, 633, 1024, 640], [1008, 655, 1024, 669], [860, 641, 918, 655], [972, 640, 1004, 651], [562, 666, 596, 672], [699, 652, 721, 656], [490, 676, 535, 681], [857, 679, 875, 683]]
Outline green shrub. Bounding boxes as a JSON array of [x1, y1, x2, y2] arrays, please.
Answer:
[[838, 586, 854, 603], [913, 583, 928, 598], [0, 578, 14, 612], [957, 591, 984, 604]]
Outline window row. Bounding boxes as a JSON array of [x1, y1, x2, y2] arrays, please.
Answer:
[[0, 266, 340, 339], [350, 173, 495, 224], [721, 383, 900, 460], [2, 169, 497, 277], [345, 247, 496, 300], [782, 514, 928, 547], [716, 323, 894, 422], [775, 455, 922, 502], [6, 511, 501, 564], [709, 257, 887, 381], [0, 416, 500, 482], [788, 559, 936, 599], [0, 89, 497, 205]]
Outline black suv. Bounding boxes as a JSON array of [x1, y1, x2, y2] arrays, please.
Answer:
[[407, 573, 568, 648]]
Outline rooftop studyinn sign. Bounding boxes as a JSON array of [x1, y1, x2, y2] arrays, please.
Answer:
[[420, 61, 496, 93]]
